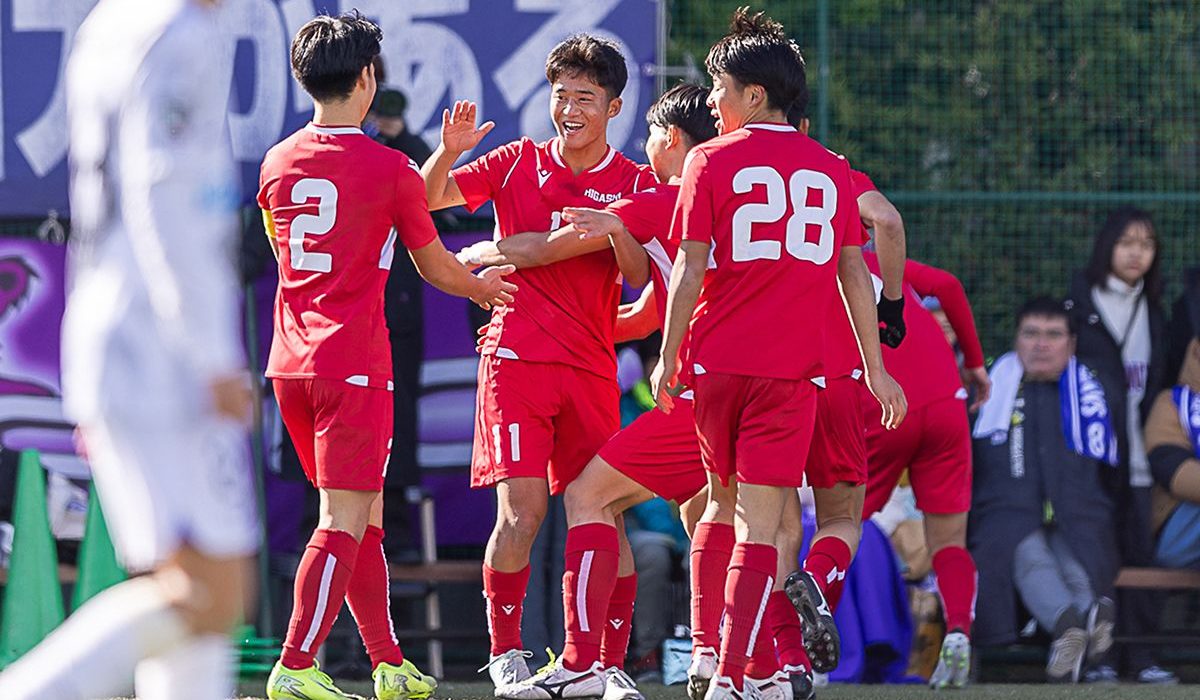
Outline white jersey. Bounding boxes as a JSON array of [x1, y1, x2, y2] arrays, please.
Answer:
[[63, 0, 244, 426]]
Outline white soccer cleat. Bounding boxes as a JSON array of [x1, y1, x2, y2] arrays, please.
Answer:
[[781, 663, 814, 700], [481, 649, 534, 690], [602, 667, 645, 700], [746, 671, 791, 700], [929, 631, 971, 689], [687, 646, 719, 700], [496, 657, 606, 699], [702, 675, 763, 700]]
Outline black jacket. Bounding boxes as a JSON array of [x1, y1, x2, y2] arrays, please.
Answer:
[[1166, 267, 1200, 383], [970, 381, 1118, 645], [1065, 272, 1167, 487]]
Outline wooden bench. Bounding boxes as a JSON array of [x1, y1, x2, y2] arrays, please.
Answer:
[[0, 563, 77, 585], [384, 492, 485, 678], [1112, 567, 1200, 646], [1114, 567, 1200, 590]]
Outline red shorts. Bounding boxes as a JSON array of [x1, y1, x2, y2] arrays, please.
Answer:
[[861, 393, 972, 517], [273, 378, 393, 491], [472, 356, 620, 495], [694, 372, 817, 488], [805, 375, 868, 488], [598, 397, 706, 504]]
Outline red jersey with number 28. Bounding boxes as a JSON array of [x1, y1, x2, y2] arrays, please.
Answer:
[[452, 137, 656, 378], [258, 124, 438, 388], [672, 123, 858, 381]]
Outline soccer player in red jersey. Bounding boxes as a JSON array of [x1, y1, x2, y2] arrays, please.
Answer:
[[859, 249, 991, 689], [422, 36, 656, 690], [767, 107, 911, 694], [653, 11, 906, 700], [458, 83, 716, 700], [258, 14, 517, 700]]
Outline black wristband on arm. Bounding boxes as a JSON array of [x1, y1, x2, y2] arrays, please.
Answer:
[[1148, 445, 1194, 492], [877, 294, 906, 349]]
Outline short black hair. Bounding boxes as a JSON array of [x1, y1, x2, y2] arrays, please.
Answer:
[[785, 98, 807, 129], [545, 35, 628, 100], [1017, 296, 1076, 335], [705, 8, 807, 114], [291, 11, 382, 103], [646, 83, 718, 147], [1084, 206, 1162, 304]]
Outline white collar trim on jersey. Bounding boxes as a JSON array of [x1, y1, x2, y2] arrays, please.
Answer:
[[306, 123, 364, 136], [549, 138, 615, 173], [744, 122, 794, 133]]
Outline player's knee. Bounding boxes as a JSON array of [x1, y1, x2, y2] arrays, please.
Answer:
[[564, 482, 616, 522], [157, 554, 253, 636], [497, 502, 546, 545]]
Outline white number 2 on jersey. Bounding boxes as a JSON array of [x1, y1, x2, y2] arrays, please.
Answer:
[[289, 178, 337, 272], [287, 178, 396, 273], [731, 167, 837, 265]]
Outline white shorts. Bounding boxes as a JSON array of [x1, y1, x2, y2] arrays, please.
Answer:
[[84, 416, 259, 572]]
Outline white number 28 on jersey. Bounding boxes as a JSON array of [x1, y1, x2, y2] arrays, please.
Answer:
[[287, 177, 395, 273], [730, 166, 837, 265]]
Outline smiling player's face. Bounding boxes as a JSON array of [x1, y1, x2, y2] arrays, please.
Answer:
[[549, 73, 620, 153]]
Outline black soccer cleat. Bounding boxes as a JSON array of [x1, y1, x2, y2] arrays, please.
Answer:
[[784, 569, 840, 674]]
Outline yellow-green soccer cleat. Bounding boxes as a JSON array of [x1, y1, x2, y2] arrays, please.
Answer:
[[373, 658, 439, 700], [267, 660, 362, 700]]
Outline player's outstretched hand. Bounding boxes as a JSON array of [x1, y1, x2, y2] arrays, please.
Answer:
[[964, 365, 992, 412], [867, 370, 908, 430], [562, 207, 622, 240], [472, 264, 518, 310], [441, 100, 495, 154], [649, 357, 680, 414], [210, 372, 254, 424]]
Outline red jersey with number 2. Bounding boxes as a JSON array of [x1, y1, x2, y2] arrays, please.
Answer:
[[672, 123, 858, 381], [453, 137, 656, 378], [258, 124, 438, 388]]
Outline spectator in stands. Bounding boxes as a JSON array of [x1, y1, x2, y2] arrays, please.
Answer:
[[1166, 269, 1200, 382], [1065, 207, 1176, 684], [971, 297, 1119, 683], [1146, 336, 1200, 569]]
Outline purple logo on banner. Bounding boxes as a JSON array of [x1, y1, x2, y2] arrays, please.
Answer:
[[0, 0, 658, 216], [0, 239, 86, 476]]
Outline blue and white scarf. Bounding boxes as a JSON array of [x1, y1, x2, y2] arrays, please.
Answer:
[[975, 352, 1119, 466], [1172, 385, 1200, 457], [1061, 357, 1119, 466]]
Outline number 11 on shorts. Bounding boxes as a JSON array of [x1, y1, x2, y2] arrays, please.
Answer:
[[492, 423, 521, 463]]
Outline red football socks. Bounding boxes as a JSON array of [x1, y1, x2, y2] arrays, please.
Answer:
[[717, 543, 777, 688], [804, 536, 851, 596], [281, 529, 360, 670], [933, 546, 977, 635], [561, 523, 620, 671], [767, 590, 807, 669], [690, 522, 735, 650], [345, 526, 404, 668], [483, 564, 531, 656], [601, 573, 637, 668]]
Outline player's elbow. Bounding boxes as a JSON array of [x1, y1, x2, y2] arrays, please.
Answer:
[[874, 206, 905, 240]]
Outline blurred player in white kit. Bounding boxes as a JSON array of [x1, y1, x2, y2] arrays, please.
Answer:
[[0, 0, 259, 698]]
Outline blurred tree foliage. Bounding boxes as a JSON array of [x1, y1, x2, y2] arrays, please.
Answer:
[[666, 1, 1200, 355]]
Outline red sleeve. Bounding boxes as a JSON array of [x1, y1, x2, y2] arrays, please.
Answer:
[[450, 140, 524, 213], [850, 168, 877, 199], [256, 157, 272, 210], [392, 158, 439, 250], [904, 260, 984, 368], [672, 150, 714, 245], [609, 191, 667, 245]]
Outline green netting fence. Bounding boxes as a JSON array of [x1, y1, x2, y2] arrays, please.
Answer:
[[664, 0, 1200, 356]]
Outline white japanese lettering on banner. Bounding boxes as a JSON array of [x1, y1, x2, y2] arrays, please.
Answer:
[[0, 0, 652, 211]]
